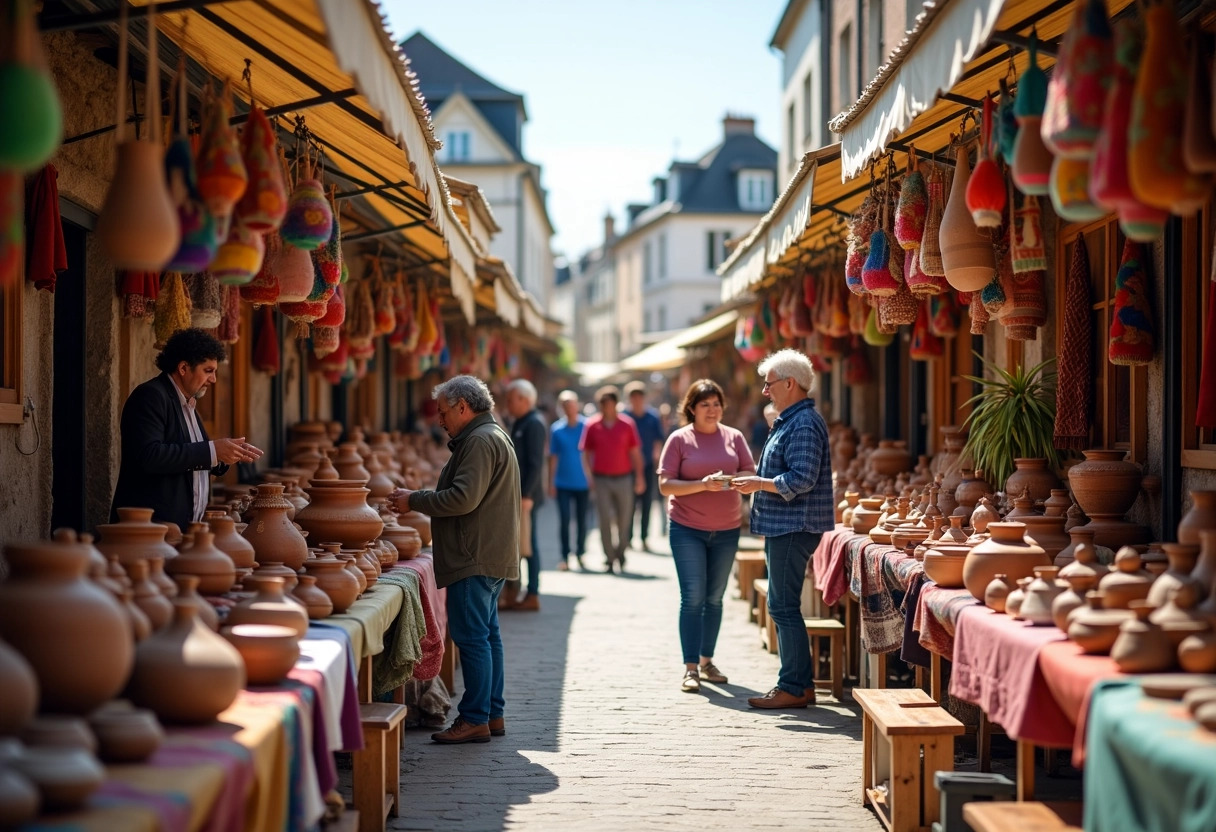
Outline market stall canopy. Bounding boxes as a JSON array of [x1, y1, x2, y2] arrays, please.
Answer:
[[828, 0, 1135, 182], [618, 309, 741, 373]]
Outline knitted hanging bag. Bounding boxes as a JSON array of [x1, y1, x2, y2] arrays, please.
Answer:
[[154, 272, 192, 349], [791, 278, 815, 336], [252, 304, 280, 375], [163, 58, 217, 274], [879, 277, 918, 327], [969, 289, 990, 335], [1108, 240, 1155, 366], [241, 231, 281, 306], [928, 291, 961, 338], [848, 287, 869, 335], [1011, 194, 1047, 273], [234, 104, 286, 233], [1041, 0, 1112, 159], [894, 150, 928, 249], [919, 163, 947, 276], [217, 284, 241, 344], [280, 142, 332, 251], [185, 272, 222, 329], [862, 187, 903, 296], [1196, 237, 1216, 427], [311, 284, 345, 359], [845, 196, 877, 294], [910, 301, 944, 360], [346, 279, 376, 353], [211, 221, 265, 286], [195, 81, 247, 221], [843, 340, 873, 385], [966, 95, 1007, 228], [826, 276, 851, 337], [1054, 241, 1094, 449]]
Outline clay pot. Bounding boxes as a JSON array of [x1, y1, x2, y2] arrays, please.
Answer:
[[311, 452, 340, 481], [1098, 547, 1155, 609], [19, 716, 96, 753], [96, 507, 178, 567], [128, 559, 173, 631], [1147, 543, 1201, 607], [1043, 489, 1073, 518], [1077, 515, 1152, 550], [969, 497, 1001, 535], [365, 453, 395, 504], [292, 575, 333, 619], [0, 638, 37, 738], [1056, 529, 1109, 574], [382, 523, 421, 561], [922, 551, 968, 588], [295, 482, 383, 548], [338, 552, 368, 595], [165, 528, 236, 595], [1141, 542, 1169, 577], [1021, 515, 1070, 564], [1111, 601, 1175, 673], [302, 556, 360, 613], [1068, 592, 1132, 654], [1006, 577, 1033, 619], [374, 539, 398, 567], [953, 469, 989, 516], [0, 534, 134, 714], [172, 575, 219, 632], [892, 527, 931, 552], [1067, 448, 1143, 518], [288, 422, 334, 457], [128, 601, 245, 724], [354, 547, 380, 587], [118, 588, 152, 642], [264, 474, 309, 517], [227, 577, 309, 637], [984, 574, 1012, 612], [1149, 578, 1211, 644], [1179, 631, 1216, 673], [288, 443, 326, 482], [242, 483, 310, 570], [1064, 503, 1087, 532], [1194, 530, 1216, 609], [0, 766, 39, 828], [8, 746, 104, 812], [962, 522, 1050, 601], [1178, 490, 1216, 545], [334, 442, 371, 482], [88, 708, 163, 763], [1004, 488, 1040, 520], [851, 498, 884, 535], [206, 514, 256, 569], [870, 440, 913, 476], [1019, 566, 1065, 626], [249, 560, 299, 591], [222, 623, 300, 685], [1005, 458, 1062, 505], [1053, 573, 1098, 630], [146, 555, 177, 597]]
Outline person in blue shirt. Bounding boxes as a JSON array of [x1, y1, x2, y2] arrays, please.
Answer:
[[731, 349, 834, 710], [548, 390, 590, 571], [625, 380, 664, 552]]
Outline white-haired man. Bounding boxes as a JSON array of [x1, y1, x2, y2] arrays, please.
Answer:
[[503, 378, 546, 611], [732, 349, 834, 709]]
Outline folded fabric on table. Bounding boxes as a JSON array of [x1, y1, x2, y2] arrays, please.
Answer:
[[900, 571, 932, 668], [915, 583, 977, 657], [370, 569, 428, 697], [849, 541, 918, 654], [390, 552, 446, 680], [812, 526, 856, 606]]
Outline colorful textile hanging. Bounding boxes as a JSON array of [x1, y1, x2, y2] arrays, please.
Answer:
[[241, 232, 281, 306], [878, 278, 917, 327], [217, 284, 240, 344], [895, 152, 928, 249], [969, 290, 990, 335], [928, 292, 961, 337], [1196, 240, 1216, 427], [0, 172, 21, 288], [1041, 0, 1112, 159], [848, 289, 868, 335], [252, 304, 280, 375], [196, 81, 247, 220], [1001, 269, 1047, 341], [910, 301, 944, 360], [1011, 195, 1047, 273], [967, 96, 1007, 227], [24, 164, 65, 292], [919, 163, 947, 277], [1108, 240, 1155, 366], [118, 270, 159, 318], [1054, 241, 1094, 449], [862, 214, 903, 296], [1012, 36, 1052, 195], [153, 272, 192, 349], [163, 136, 217, 274], [235, 106, 287, 232], [845, 197, 877, 294], [184, 272, 221, 329], [843, 341, 873, 385]]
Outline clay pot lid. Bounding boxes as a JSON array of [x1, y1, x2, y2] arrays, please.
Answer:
[[306, 479, 369, 490], [1139, 673, 1216, 700]]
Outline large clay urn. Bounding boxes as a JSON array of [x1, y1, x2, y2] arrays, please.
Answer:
[[302, 556, 360, 613], [0, 637, 38, 737], [95, 507, 178, 568], [206, 513, 255, 569], [1021, 515, 1070, 564], [295, 481, 383, 548], [227, 577, 309, 637], [165, 529, 235, 595], [870, 440, 913, 476], [1067, 449, 1143, 518], [334, 442, 371, 482], [241, 483, 309, 569], [1178, 490, 1216, 545], [962, 522, 1050, 601], [128, 601, 244, 724], [0, 533, 134, 714], [1005, 458, 1062, 504]]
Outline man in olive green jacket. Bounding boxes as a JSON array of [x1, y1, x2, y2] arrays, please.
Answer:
[[391, 375, 520, 745]]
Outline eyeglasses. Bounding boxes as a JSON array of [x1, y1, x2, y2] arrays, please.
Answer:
[[762, 377, 788, 391]]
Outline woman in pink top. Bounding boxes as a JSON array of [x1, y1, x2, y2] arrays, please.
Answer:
[[658, 379, 756, 693]]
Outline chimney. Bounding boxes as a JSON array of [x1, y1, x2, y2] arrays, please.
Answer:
[[603, 212, 616, 244], [723, 114, 756, 137], [652, 176, 667, 204]]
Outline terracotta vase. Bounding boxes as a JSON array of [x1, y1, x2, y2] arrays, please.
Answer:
[[287, 421, 334, 457], [8, 747, 105, 813], [1069, 592, 1133, 654], [1111, 601, 1175, 672], [128, 601, 244, 724], [334, 442, 371, 482], [1021, 515, 1070, 564], [1043, 488, 1072, 518], [241, 483, 309, 570], [311, 452, 340, 481], [295, 481, 383, 548], [870, 440, 913, 476], [173, 575, 219, 632], [128, 559, 173, 631], [0, 637, 37, 737], [249, 560, 300, 591], [88, 707, 163, 764], [851, 498, 884, 535], [292, 575, 333, 619], [145, 555, 177, 598], [365, 453, 395, 504], [922, 550, 969, 587], [353, 547, 380, 586], [953, 469, 989, 516], [382, 520, 422, 561], [984, 574, 1013, 613], [1098, 547, 1154, 609], [969, 497, 1001, 535], [1006, 577, 1033, 619], [222, 623, 300, 685], [1178, 490, 1216, 546], [96, 506, 178, 568], [206, 514, 256, 569], [226, 577, 309, 637], [940, 142, 997, 292], [336, 552, 368, 595], [1004, 488, 1040, 520], [1067, 448, 1143, 518], [118, 588, 152, 642], [1141, 542, 1168, 577], [1019, 566, 1065, 626], [1196, 530, 1216, 614], [289, 443, 325, 481], [1005, 458, 1062, 504], [302, 556, 360, 613], [1179, 630, 1216, 673], [1149, 578, 1210, 645], [1056, 529, 1108, 573], [0, 765, 39, 827], [962, 522, 1050, 601], [165, 529, 236, 595], [1053, 573, 1099, 630], [1147, 543, 1201, 608]]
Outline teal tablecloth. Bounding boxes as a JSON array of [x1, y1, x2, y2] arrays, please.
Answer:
[[1084, 678, 1216, 832]]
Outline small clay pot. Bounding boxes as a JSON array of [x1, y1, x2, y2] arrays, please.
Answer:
[[292, 575, 333, 619], [1098, 547, 1155, 609], [146, 555, 178, 597], [1068, 592, 1132, 654], [222, 623, 300, 685], [88, 708, 163, 764], [1179, 631, 1216, 673], [166, 529, 236, 595], [1111, 601, 1175, 673], [984, 574, 1012, 613], [249, 561, 299, 591], [0, 766, 39, 829], [302, 556, 360, 613], [19, 716, 96, 753], [173, 575, 220, 632], [962, 522, 1050, 601], [922, 552, 968, 588], [227, 577, 309, 637], [1052, 573, 1098, 630], [1019, 566, 1065, 626], [1147, 543, 1201, 607], [0, 637, 38, 737], [1006, 577, 1034, 620], [8, 747, 104, 812], [1043, 488, 1072, 518], [128, 559, 173, 631]]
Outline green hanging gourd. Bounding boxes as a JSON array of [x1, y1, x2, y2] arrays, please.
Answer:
[[0, 0, 62, 172]]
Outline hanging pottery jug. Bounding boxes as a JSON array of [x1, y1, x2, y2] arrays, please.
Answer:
[[1040, 0, 1112, 159], [1012, 37, 1052, 195], [0, 0, 63, 172], [940, 142, 995, 292], [95, 4, 180, 270]]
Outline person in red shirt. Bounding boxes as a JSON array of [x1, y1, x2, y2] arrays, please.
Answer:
[[580, 386, 645, 573]]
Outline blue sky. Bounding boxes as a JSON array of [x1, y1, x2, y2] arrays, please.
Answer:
[[382, 0, 787, 260]]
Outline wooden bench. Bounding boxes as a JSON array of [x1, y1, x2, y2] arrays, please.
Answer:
[[353, 702, 407, 832], [854, 688, 965, 832], [736, 551, 767, 621], [962, 801, 1083, 831], [805, 616, 845, 701], [753, 578, 776, 653]]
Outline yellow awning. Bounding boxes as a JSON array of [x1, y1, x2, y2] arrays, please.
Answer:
[[619, 310, 741, 373]]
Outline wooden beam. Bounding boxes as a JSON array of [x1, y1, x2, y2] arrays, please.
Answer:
[[39, 0, 243, 32]]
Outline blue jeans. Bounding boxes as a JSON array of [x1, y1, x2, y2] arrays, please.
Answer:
[[669, 520, 740, 665], [556, 488, 589, 563], [765, 531, 821, 696], [446, 575, 506, 725], [525, 502, 541, 595]]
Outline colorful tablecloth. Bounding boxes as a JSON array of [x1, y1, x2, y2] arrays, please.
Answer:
[[1084, 679, 1216, 832], [1036, 640, 1121, 766], [812, 526, 856, 606], [914, 583, 977, 657], [849, 541, 923, 654], [390, 551, 446, 680], [313, 579, 405, 662]]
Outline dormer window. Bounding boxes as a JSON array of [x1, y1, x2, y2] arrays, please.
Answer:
[[444, 130, 471, 162], [738, 170, 774, 211]]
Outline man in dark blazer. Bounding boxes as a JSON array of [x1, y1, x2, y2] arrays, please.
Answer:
[[501, 378, 547, 612], [110, 328, 263, 531]]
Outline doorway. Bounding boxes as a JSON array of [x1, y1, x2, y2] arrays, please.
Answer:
[[50, 219, 88, 532]]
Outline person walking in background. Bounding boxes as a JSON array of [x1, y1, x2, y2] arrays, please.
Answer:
[[625, 381, 663, 552], [391, 375, 519, 743], [731, 350, 834, 710], [549, 390, 590, 572], [658, 380, 756, 694], [581, 385, 645, 574], [503, 379, 546, 612]]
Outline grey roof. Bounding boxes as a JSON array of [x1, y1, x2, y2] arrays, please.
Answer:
[[670, 132, 778, 214]]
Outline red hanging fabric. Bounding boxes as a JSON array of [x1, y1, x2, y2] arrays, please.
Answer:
[[252, 305, 281, 375], [1196, 241, 1216, 427], [26, 165, 68, 291], [1054, 241, 1093, 448]]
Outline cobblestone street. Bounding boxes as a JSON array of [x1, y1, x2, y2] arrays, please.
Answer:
[[392, 501, 883, 831]]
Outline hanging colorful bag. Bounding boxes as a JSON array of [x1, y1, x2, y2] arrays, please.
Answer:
[[154, 272, 192, 349], [919, 163, 947, 276], [196, 81, 247, 222], [212, 221, 265, 286], [235, 105, 287, 232], [185, 272, 222, 329], [241, 231, 281, 306], [845, 196, 877, 294], [910, 301, 944, 360], [966, 96, 1006, 228], [280, 146, 332, 250], [1108, 240, 1155, 365], [1011, 194, 1047, 273], [894, 151, 928, 249], [0, 0, 63, 173], [1012, 35, 1052, 196], [1041, 0, 1112, 159], [929, 292, 961, 337], [216, 284, 241, 344]]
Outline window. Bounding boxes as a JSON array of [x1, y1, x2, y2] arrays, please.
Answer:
[[658, 306, 667, 331], [838, 25, 854, 111], [658, 233, 668, 279], [443, 130, 470, 162], [866, 0, 885, 80], [739, 171, 773, 211], [802, 71, 815, 143], [643, 241, 653, 284], [703, 302, 714, 315], [786, 103, 796, 168], [644, 310, 652, 332], [706, 230, 733, 270]]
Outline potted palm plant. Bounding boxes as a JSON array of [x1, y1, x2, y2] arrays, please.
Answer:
[[960, 354, 1059, 495]]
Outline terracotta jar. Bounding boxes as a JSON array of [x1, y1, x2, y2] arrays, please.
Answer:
[[292, 575, 333, 619], [840, 491, 861, 528], [1147, 543, 1201, 607], [851, 498, 884, 535], [1005, 458, 1063, 505], [1098, 547, 1155, 609], [264, 475, 308, 517], [1043, 488, 1073, 518], [1193, 529, 1216, 607], [941, 515, 971, 545], [1019, 566, 1065, 626], [228, 577, 309, 637], [1057, 529, 1109, 574], [206, 513, 256, 569], [128, 559, 173, 631], [1006, 577, 1033, 619], [0, 637, 37, 737], [1141, 542, 1169, 577], [1149, 578, 1210, 645], [1111, 601, 1175, 673], [9, 746, 105, 812], [1053, 573, 1099, 630], [173, 575, 219, 632], [295, 481, 383, 548], [373, 539, 398, 568], [1004, 488, 1040, 520], [250, 560, 299, 590], [365, 453, 395, 504], [941, 142, 997, 291], [302, 556, 360, 613], [1068, 592, 1132, 654], [1067, 448, 1143, 518], [146, 555, 177, 597], [398, 508, 433, 548], [242, 483, 310, 570], [88, 707, 163, 764], [870, 440, 913, 476], [287, 422, 333, 458], [922, 550, 969, 587], [118, 588, 152, 642], [1021, 515, 1070, 564], [288, 443, 325, 482], [970, 497, 1000, 535], [0, 765, 39, 827], [1178, 490, 1216, 545], [962, 522, 1050, 601], [128, 601, 245, 724], [953, 469, 989, 517], [334, 442, 371, 482], [984, 574, 1013, 612], [165, 528, 236, 595], [382, 521, 422, 561], [222, 623, 300, 685], [96, 507, 178, 568], [337, 552, 368, 595], [311, 452, 340, 481], [354, 547, 381, 586], [1179, 631, 1216, 673]]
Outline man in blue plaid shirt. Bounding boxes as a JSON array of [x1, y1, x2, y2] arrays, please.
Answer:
[[732, 349, 834, 709]]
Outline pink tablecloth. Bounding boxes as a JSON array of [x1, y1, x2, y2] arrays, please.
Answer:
[[812, 526, 855, 605], [386, 550, 446, 680], [948, 605, 1076, 748], [1036, 640, 1122, 766], [914, 583, 976, 657]]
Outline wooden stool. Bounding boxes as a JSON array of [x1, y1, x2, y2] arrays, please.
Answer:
[[804, 616, 845, 701], [962, 801, 1083, 832], [353, 702, 408, 832], [753, 578, 776, 653], [736, 551, 767, 620], [854, 688, 965, 832], [439, 635, 457, 692]]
